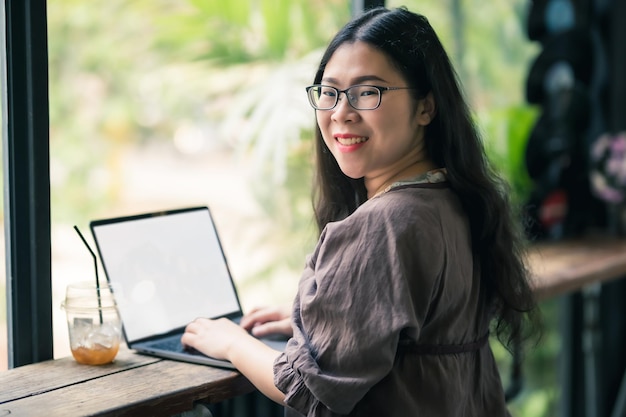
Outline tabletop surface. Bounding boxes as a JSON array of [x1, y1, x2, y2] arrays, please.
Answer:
[[1, 235, 625, 417], [527, 234, 626, 300], [0, 348, 254, 417]]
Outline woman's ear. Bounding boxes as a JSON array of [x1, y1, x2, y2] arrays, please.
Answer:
[[417, 92, 436, 125]]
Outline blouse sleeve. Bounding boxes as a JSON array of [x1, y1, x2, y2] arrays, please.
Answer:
[[274, 195, 445, 416]]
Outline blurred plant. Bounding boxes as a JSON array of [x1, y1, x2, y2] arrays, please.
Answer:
[[219, 51, 321, 183], [208, 51, 322, 284], [479, 105, 538, 208], [48, 0, 167, 223], [504, 299, 561, 417], [151, 0, 350, 63], [46, 0, 351, 225]]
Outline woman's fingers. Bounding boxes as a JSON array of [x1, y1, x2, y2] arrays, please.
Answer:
[[241, 306, 286, 330], [250, 318, 292, 337], [181, 317, 249, 360], [240, 306, 293, 337]]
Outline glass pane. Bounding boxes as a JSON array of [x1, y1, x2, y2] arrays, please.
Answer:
[[48, 0, 349, 359]]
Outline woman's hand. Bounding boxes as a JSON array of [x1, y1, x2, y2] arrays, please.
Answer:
[[181, 317, 251, 360], [240, 306, 293, 338], [181, 316, 287, 404]]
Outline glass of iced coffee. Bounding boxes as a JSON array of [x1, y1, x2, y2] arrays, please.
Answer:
[[62, 281, 122, 365]]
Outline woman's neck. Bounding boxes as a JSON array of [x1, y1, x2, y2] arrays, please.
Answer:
[[366, 159, 438, 199]]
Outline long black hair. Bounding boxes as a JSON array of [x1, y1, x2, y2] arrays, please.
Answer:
[[311, 6, 537, 352]]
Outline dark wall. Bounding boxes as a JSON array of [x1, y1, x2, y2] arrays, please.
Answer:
[[608, 0, 626, 131]]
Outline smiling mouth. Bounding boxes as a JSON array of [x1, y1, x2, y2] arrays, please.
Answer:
[[335, 136, 368, 146]]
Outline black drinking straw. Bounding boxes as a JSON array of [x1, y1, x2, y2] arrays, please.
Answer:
[[73, 225, 104, 324]]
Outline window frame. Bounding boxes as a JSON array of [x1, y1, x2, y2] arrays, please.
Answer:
[[2, 0, 53, 368]]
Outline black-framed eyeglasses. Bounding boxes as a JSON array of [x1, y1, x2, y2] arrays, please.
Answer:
[[305, 84, 415, 110]]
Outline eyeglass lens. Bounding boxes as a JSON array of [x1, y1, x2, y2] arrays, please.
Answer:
[[308, 85, 381, 110]]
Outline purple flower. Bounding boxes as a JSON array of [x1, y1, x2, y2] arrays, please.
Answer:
[[591, 131, 626, 203]]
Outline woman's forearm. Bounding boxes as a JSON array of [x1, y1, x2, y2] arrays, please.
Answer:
[[227, 336, 286, 404]]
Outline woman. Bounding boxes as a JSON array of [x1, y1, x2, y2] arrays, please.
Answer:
[[182, 6, 537, 416]]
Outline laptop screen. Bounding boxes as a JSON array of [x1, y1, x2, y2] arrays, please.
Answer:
[[90, 207, 241, 342]]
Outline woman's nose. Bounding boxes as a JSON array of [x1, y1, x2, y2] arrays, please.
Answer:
[[331, 93, 358, 122]]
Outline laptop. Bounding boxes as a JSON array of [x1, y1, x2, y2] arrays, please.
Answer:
[[89, 206, 288, 369]]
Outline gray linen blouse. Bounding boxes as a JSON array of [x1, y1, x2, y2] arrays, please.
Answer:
[[273, 181, 511, 417]]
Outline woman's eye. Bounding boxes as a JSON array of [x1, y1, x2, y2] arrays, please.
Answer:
[[321, 89, 337, 97]]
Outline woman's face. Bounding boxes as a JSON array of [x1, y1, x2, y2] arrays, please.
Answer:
[[316, 41, 433, 196]]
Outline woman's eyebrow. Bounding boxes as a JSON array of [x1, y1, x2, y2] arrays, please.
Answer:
[[321, 75, 387, 85]]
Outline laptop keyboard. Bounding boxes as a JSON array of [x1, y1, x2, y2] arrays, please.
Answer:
[[150, 336, 205, 356], [151, 337, 185, 352]]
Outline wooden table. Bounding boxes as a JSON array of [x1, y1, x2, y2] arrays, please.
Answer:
[[1, 235, 625, 417], [527, 235, 626, 417], [0, 348, 255, 417], [528, 235, 626, 300]]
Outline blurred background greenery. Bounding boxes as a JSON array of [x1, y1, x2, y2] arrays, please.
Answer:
[[1, 0, 560, 415]]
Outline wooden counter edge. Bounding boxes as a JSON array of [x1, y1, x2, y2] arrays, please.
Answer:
[[527, 235, 626, 300]]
